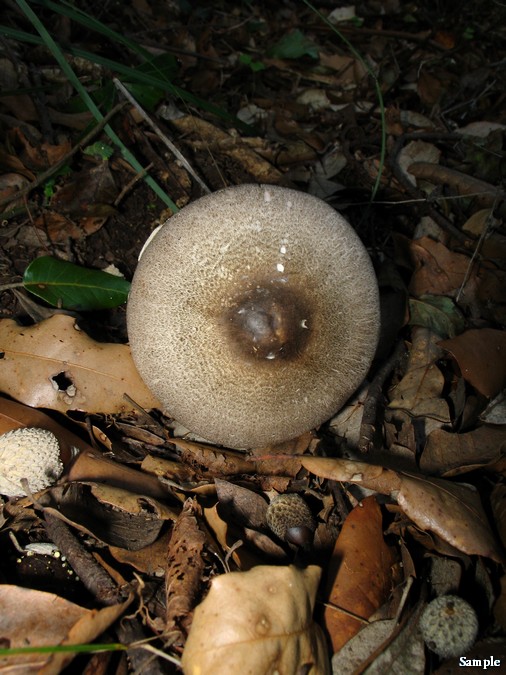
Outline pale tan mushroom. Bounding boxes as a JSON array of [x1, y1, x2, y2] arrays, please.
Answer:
[[127, 184, 380, 449]]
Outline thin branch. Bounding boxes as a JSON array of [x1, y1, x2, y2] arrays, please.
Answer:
[[113, 78, 211, 195]]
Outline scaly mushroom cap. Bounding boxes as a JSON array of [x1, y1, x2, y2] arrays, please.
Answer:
[[0, 427, 63, 496], [127, 184, 380, 448]]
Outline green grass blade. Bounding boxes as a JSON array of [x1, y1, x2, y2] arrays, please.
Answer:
[[0, 22, 251, 130], [13, 0, 179, 212], [29, 0, 155, 59]]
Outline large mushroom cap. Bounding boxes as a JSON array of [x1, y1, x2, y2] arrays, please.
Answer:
[[127, 184, 380, 449]]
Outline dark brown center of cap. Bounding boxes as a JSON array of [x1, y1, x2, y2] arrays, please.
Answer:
[[226, 285, 311, 361]]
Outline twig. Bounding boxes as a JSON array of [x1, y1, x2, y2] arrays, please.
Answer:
[[0, 102, 127, 211], [359, 340, 407, 454], [44, 511, 124, 606], [389, 132, 475, 244], [113, 78, 211, 194], [114, 163, 153, 207], [456, 195, 501, 303]]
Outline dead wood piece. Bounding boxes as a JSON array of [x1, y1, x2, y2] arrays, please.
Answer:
[[408, 162, 506, 215], [44, 511, 123, 606], [164, 498, 207, 646]]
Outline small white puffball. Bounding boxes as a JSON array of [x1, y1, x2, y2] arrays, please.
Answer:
[[0, 427, 63, 497], [419, 595, 479, 658]]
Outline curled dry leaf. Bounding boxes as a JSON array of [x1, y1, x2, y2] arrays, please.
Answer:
[[420, 425, 506, 475], [331, 613, 426, 675], [397, 474, 505, 563], [0, 584, 131, 675], [439, 328, 506, 399], [0, 314, 160, 414], [301, 456, 401, 494], [323, 497, 398, 653], [170, 116, 285, 185], [388, 327, 450, 432], [408, 162, 506, 214], [301, 457, 504, 562], [181, 565, 329, 675], [45, 482, 177, 550], [67, 451, 170, 500]]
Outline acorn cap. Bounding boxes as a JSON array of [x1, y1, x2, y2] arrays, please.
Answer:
[[0, 427, 63, 497], [419, 595, 479, 658], [127, 184, 380, 449], [266, 493, 316, 547]]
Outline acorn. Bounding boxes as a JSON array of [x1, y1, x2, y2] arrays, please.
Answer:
[[419, 595, 479, 658], [266, 493, 316, 547]]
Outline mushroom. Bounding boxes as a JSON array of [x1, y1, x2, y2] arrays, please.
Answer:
[[266, 493, 316, 547], [127, 184, 380, 449], [0, 427, 63, 497], [419, 595, 479, 658]]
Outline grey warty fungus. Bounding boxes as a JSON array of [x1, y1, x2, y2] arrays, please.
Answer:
[[419, 595, 479, 658], [127, 184, 380, 449]]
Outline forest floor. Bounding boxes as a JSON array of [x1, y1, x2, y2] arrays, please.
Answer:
[[0, 1, 505, 674]]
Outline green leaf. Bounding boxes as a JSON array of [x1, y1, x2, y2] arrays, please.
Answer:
[[409, 295, 465, 338], [267, 29, 319, 59], [83, 142, 114, 160], [23, 257, 131, 310], [239, 53, 266, 72]]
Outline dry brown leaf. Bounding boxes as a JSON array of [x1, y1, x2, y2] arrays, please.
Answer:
[[301, 456, 402, 494], [165, 498, 208, 645], [417, 70, 446, 106], [66, 450, 170, 500], [0, 585, 130, 675], [440, 328, 506, 399], [171, 437, 303, 479], [491, 484, 506, 551], [332, 610, 426, 674], [215, 478, 269, 530], [181, 565, 329, 675], [475, 267, 506, 324], [140, 454, 197, 484], [389, 328, 450, 431], [420, 425, 506, 475], [323, 496, 398, 653], [109, 529, 170, 577], [494, 574, 506, 631], [331, 618, 398, 672], [11, 127, 72, 170], [396, 140, 441, 186], [301, 457, 503, 561], [50, 163, 117, 218], [0, 314, 160, 414], [45, 482, 176, 550], [398, 474, 504, 562], [409, 237, 470, 297]]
